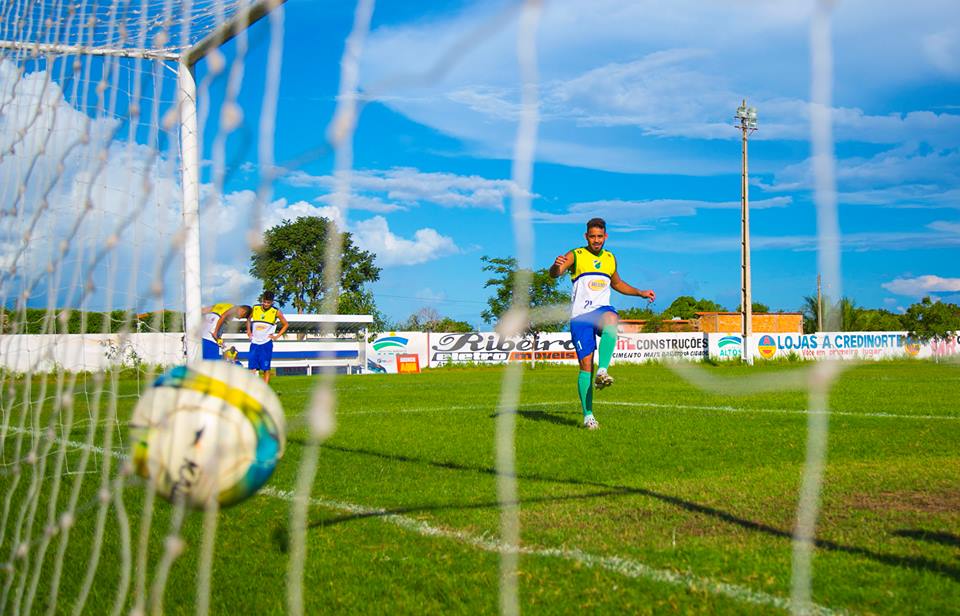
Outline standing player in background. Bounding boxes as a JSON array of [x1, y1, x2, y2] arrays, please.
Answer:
[[201, 303, 252, 360], [549, 218, 655, 430], [247, 291, 288, 384]]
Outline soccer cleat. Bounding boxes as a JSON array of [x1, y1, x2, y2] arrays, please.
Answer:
[[594, 369, 614, 390], [583, 414, 599, 430]]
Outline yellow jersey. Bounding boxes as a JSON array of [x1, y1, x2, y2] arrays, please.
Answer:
[[569, 248, 617, 318], [202, 302, 233, 342], [250, 305, 280, 345]]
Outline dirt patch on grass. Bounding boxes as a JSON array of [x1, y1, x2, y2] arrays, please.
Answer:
[[843, 489, 960, 514]]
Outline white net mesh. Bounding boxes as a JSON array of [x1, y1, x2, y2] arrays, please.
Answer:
[[1, 0, 951, 614]]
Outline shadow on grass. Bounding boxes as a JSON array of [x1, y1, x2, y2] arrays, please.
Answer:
[[287, 438, 960, 583], [893, 529, 960, 549], [488, 408, 581, 428], [273, 487, 633, 552]]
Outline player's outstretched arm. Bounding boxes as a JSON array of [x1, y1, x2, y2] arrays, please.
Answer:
[[611, 272, 655, 302], [549, 251, 574, 278]]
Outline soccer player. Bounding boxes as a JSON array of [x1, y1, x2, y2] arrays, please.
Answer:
[[201, 303, 252, 360], [246, 291, 288, 384], [549, 218, 655, 430]]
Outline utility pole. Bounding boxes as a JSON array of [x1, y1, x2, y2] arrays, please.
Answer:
[[735, 100, 758, 364]]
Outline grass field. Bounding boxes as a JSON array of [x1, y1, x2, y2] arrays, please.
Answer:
[[1, 360, 958, 614]]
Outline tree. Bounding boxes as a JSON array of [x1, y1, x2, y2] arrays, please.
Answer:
[[854, 308, 904, 332], [480, 256, 569, 332], [618, 306, 657, 321], [902, 297, 960, 348], [250, 216, 381, 315], [661, 296, 726, 320], [801, 295, 821, 333], [801, 294, 863, 332], [736, 301, 770, 313]]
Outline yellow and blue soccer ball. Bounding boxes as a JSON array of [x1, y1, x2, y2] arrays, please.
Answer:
[[130, 361, 285, 508]]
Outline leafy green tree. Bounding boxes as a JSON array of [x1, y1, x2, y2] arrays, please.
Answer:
[[854, 308, 904, 332], [902, 297, 960, 345], [618, 306, 657, 321], [802, 295, 864, 332], [480, 256, 569, 332], [736, 301, 770, 313], [250, 216, 381, 315], [801, 295, 822, 333], [661, 296, 726, 320]]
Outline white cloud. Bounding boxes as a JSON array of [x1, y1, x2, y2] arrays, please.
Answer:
[[533, 196, 791, 225], [285, 167, 523, 211], [760, 146, 960, 203], [614, 225, 960, 254], [351, 216, 459, 266], [415, 288, 447, 303], [357, 0, 960, 173], [882, 275, 960, 296], [263, 198, 345, 230], [205, 264, 260, 302], [314, 193, 407, 213], [922, 29, 960, 77], [0, 57, 188, 309]]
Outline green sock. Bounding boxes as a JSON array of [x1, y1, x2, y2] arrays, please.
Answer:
[[586, 371, 594, 413], [598, 325, 618, 371], [578, 370, 593, 416]]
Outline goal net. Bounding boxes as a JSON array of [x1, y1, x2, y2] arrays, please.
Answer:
[[0, 0, 852, 614], [0, 1, 289, 614]]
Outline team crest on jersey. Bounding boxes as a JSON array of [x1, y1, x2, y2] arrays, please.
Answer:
[[588, 278, 607, 291], [593, 260, 601, 269]]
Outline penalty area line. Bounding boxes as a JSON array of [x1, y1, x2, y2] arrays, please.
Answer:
[[337, 400, 959, 421], [260, 486, 842, 615], [8, 426, 843, 614], [583, 400, 960, 421]]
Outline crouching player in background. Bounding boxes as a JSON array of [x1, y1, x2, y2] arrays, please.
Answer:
[[247, 291, 288, 384], [549, 218, 655, 430], [201, 303, 252, 360]]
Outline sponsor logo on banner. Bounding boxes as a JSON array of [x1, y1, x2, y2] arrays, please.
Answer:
[[717, 335, 742, 358], [369, 334, 417, 374], [588, 278, 607, 291], [757, 335, 777, 359], [430, 333, 576, 365], [903, 337, 921, 356], [372, 336, 408, 352], [613, 334, 708, 360]]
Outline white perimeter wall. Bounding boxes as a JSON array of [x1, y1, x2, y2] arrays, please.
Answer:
[[2, 330, 957, 374], [0, 333, 185, 373]]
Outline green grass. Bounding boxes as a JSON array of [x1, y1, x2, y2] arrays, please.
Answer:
[[1, 360, 958, 614]]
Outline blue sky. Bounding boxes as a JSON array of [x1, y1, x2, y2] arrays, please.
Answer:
[[3, 0, 959, 326], [229, 0, 960, 326]]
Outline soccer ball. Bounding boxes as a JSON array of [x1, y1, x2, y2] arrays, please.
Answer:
[[130, 361, 286, 508]]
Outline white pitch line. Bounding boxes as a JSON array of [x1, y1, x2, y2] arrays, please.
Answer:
[[4, 427, 844, 614], [590, 400, 960, 422], [6, 426, 128, 459], [336, 400, 960, 422], [259, 486, 841, 616]]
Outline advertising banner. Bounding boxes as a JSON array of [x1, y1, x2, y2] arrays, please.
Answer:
[[365, 332, 429, 374], [614, 333, 709, 361], [367, 330, 960, 373], [369, 331, 711, 370], [427, 332, 577, 367], [707, 331, 960, 361]]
